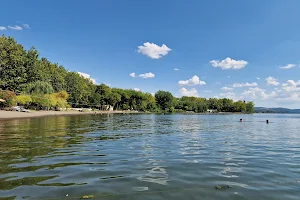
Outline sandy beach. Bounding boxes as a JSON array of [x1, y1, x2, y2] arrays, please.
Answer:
[[0, 110, 129, 120]]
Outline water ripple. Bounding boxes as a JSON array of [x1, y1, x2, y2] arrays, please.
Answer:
[[1, 114, 300, 200]]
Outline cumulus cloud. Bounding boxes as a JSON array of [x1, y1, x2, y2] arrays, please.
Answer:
[[209, 57, 248, 70], [139, 72, 155, 79], [179, 88, 198, 97], [219, 92, 236, 100], [129, 72, 136, 78], [232, 82, 258, 88], [0, 26, 6, 31], [241, 87, 277, 100], [279, 64, 295, 69], [134, 88, 141, 91], [178, 75, 206, 86], [138, 42, 171, 59], [8, 25, 23, 30], [23, 24, 30, 28], [257, 77, 260, 80], [221, 86, 234, 91], [276, 93, 300, 102], [77, 72, 96, 84], [174, 68, 179, 71], [266, 76, 280, 86], [281, 80, 300, 92]]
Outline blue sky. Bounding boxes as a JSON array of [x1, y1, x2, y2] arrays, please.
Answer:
[[1, 0, 300, 108]]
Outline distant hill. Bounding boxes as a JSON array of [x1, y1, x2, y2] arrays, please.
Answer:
[[255, 107, 300, 113]]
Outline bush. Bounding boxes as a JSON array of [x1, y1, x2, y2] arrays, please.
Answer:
[[0, 90, 16, 107], [15, 95, 32, 106]]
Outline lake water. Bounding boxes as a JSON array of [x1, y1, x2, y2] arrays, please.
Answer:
[[0, 114, 300, 200]]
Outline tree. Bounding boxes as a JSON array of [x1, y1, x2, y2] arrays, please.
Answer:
[[155, 91, 174, 111], [208, 98, 221, 111], [0, 35, 27, 92], [24, 81, 54, 95], [233, 100, 247, 112], [65, 72, 94, 106], [106, 92, 121, 108], [245, 101, 254, 113]]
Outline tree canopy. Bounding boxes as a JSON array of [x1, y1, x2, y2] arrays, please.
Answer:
[[0, 35, 254, 113]]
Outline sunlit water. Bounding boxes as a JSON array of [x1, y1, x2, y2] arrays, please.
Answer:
[[0, 114, 300, 200]]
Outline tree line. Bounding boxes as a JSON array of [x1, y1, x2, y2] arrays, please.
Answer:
[[0, 35, 254, 113]]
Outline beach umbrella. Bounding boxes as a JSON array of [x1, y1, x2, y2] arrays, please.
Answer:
[[0, 99, 6, 102]]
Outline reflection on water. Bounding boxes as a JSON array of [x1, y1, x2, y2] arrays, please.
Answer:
[[0, 114, 300, 200]]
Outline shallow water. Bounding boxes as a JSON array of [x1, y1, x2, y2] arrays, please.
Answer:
[[0, 114, 300, 200]]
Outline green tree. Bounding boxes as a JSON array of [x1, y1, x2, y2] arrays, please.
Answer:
[[155, 90, 174, 111], [245, 101, 254, 113], [24, 81, 54, 95], [106, 92, 121, 109], [0, 35, 27, 92]]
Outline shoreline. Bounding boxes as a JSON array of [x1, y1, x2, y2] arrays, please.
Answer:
[[0, 110, 135, 120], [0, 110, 252, 120]]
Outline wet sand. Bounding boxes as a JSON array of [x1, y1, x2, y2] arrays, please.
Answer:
[[0, 110, 128, 120]]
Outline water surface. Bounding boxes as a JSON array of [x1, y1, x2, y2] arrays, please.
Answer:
[[1, 114, 300, 200]]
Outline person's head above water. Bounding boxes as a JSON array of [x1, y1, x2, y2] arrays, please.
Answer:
[[240, 119, 243, 122], [266, 120, 269, 124]]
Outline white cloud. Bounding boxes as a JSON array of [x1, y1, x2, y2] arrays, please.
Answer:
[[179, 88, 198, 97], [279, 64, 295, 69], [241, 87, 277, 100], [139, 72, 155, 79], [210, 57, 248, 70], [23, 24, 30, 29], [138, 42, 171, 59], [178, 75, 206, 86], [219, 92, 236, 100], [129, 72, 136, 78], [77, 72, 96, 84], [221, 86, 234, 91], [134, 88, 141, 91], [228, 76, 230, 78], [174, 68, 179, 71], [257, 77, 260, 80], [232, 82, 258, 87], [8, 25, 23, 30], [281, 80, 300, 92], [0, 26, 6, 31], [266, 76, 280, 86], [276, 93, 300, 102]]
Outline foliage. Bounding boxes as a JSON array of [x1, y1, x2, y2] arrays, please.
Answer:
[[24, 81, 54, 95], [155, 91, 174, 111], [0, 90, 16, 107], [0, 35, 27, 92], [0, 35, 255, 112], [15, 95, 32, 105]]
